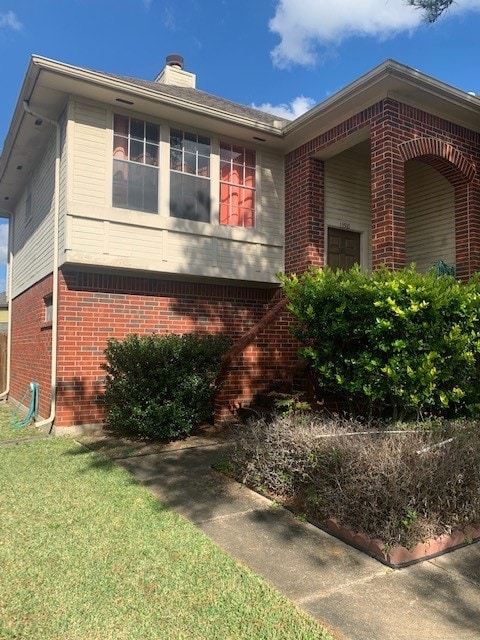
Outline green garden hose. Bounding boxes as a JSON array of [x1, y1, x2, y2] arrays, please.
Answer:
[[11, 382, 39, 429]]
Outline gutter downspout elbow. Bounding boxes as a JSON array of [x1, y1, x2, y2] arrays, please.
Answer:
[[22, 100, 60, 432]]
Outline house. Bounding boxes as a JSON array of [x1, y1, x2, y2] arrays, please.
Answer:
[[0, 54, 479, 433], [0, 292, 8, 334]]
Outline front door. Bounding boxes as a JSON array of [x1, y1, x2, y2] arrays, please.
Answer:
[[327, 228, 361, 270]]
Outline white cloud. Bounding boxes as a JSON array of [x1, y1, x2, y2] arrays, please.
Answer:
[[269, 0, 480, 68], [252, 95, 316, 120], [0, 10, 22, 31]]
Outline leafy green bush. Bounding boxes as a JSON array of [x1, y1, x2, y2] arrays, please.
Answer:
[[102, 333, 230, 439], [281, 265, 480, 420]]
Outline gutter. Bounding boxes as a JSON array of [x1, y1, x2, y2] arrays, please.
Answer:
[[22, 100, 60, 431], [0, 208, 13, 400], [29, 55, 285, 136]]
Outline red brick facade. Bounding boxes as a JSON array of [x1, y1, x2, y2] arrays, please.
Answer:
[[285, 98, 480, 277], [10, 275, 54, 419], [31, 269, 297, 427]]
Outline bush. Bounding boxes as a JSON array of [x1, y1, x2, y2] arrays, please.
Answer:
[[229, 414, 480, 547], [281, 265, 480, 420], [102, 333, 230, 439]]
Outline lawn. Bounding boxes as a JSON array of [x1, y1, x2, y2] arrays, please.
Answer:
[[0, 409, 332, 640], [0, 401, 44, 440]]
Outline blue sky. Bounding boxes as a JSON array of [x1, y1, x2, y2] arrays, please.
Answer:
[[1, 0, 480, 291]]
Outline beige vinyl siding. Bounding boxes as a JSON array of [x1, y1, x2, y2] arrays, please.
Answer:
[[405, 160, 455, 273], [66, 104, 284, 283], [324, 144, 372, 269], [71, 101, 107, 206], [67, 212, 282, 282], [257, 151, 284, 242], [12, 133, 56, 298], [57, 110, 68, 260]]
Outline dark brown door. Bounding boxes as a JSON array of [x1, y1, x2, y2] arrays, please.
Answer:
[[327, 228, 361, 270]]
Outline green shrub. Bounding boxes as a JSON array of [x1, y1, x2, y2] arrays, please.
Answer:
[[102, 333, 231, 439], [281, 265, 480, 420]]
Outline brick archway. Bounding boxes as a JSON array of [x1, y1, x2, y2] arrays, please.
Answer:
[[398, 138, 476, 185], [399, 137, 478, 279]]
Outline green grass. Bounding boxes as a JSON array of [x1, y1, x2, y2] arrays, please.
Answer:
[[0, 401, 44, 440], [0, 416, 332, 639]]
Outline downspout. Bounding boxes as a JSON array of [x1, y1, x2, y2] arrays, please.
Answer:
[[22, 100, 60, 431], [0, 208, 13, 400]]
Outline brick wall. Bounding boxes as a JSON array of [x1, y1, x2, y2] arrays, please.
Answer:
[[285, 98, 480, 276], [52, 269, 300, 427], [10, 274, 54, 419]]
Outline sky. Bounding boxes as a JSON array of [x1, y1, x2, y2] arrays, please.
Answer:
[[1, 0, 480, 291]]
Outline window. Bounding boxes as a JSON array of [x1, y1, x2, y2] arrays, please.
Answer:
[[44, 294, 53, 324], [219, 143, 255, 228], [112, 115, 159, 213], [170, 129, 211, 222]]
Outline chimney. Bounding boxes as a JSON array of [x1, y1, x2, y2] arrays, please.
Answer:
[[155, 54, 196, 88]]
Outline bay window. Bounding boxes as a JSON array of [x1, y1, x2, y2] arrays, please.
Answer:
[[170, 129, 211, 222], [112, 115, 159, 213], [219, 142, 256, 228]]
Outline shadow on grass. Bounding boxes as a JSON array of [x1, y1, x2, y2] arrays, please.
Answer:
[[60, 429, 480, 638]]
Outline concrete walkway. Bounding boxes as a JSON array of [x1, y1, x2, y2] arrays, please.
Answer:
[[115, 439, 480, 640]]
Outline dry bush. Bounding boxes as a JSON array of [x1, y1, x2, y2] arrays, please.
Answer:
[[229, 414, 480, 547]]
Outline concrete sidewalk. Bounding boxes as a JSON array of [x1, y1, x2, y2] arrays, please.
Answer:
[[115, 439, 480, 640]]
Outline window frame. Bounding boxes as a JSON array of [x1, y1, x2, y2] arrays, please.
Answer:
[[112, 114, 160, 214], [169, 128, 211, 223], [219, 142, 256, 228]]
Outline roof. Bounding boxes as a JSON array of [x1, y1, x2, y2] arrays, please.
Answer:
[[101, 70, 290, 127], [1, 55, 480, 208]]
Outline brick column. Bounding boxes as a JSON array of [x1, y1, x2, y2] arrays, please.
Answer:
[[284, 155, 324, 274], [370, 101, 406, 270], [455, 181, 480, 279]]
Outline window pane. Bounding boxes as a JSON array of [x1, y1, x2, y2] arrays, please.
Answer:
[[184, 131, 197, 153], [170, 173, 210, 222], [130, 139, 144, 162], [113, 159, 128, 208], [170, 149, 182, 171], [244, 166, 255, 188], [170, 129, 183, 149], [183, 152, 196, 174], [198, 155, 210, 178], [243, 208, 255, 228], [198, 135, 211, 156], [113, 135, 128, 159], [127, 163, 144, 210], [220, 144, 232, 162], [113, 160, 158, 213], [145, 143, 158, 166], [245, 148, 256, 167], [219, 142, 255, 228], [232, 145, 244, 163], [146, 122, 159, 144], [195, 177, 210, 222], [130, 119, 144, 140], [230, 165, 242, 185], [143, 166, 158, 213], [114, 115, 128, 136]]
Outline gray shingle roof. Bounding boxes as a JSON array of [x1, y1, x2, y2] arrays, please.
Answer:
[[101, 70, 290, 126]]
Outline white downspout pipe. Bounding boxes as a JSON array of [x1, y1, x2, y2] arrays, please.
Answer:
[[23, 100, 60, 431], [0, 208, 13, 400]]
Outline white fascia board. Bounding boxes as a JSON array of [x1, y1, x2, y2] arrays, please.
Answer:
[[283, 59, 480, 151], [30, 56, 285, 136]]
